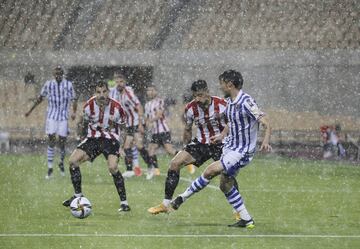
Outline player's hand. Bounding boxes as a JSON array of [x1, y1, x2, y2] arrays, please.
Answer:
[[71, 113, 76, 120], [210, 134, 223, 144], [260, 142, 272, 152]]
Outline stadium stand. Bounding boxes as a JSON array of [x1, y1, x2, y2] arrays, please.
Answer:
[[181, 0, 360, 49], [1, 0, 358, 50]]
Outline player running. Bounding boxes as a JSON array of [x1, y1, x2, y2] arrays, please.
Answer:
[[148, 79, 239, 215], [62, 80, 131, 212], [25, 66, 77, 179], [170, 70, 272, 228]]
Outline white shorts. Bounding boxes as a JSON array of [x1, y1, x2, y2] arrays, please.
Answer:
[[45, 119, 69, 137], [220, 147, 254, 177]]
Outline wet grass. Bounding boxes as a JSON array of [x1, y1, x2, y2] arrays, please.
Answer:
[[0, 154, 359, 249]]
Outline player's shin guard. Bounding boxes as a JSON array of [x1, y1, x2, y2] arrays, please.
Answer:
[[225, 186, 251, 220], [124, 148, 133, 171], [112, 171, 127, 202], [180, 174, 209, 199], [149, 155, 158, 168], [139, 147, 151, 166], [70, 165, 82, 194], [164, 170, 180, 200]]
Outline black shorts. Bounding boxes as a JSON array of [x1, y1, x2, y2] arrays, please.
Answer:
[[77, 137, 120, 162], [150, 132, 172, 146], [184, 139, 223, 166], [125, 125, 139, 136]]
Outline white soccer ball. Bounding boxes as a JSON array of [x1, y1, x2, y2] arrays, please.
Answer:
[[70, 197, 92, 219]]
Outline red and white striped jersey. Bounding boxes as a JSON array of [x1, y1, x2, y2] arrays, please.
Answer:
[[184, 96, 227, 144], [83, 96, 126, 140], [145, 97, 170, 134], [109, 86, 141, 127]]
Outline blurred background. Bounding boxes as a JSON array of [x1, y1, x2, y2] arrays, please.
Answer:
[[0, 0, 359, 160]]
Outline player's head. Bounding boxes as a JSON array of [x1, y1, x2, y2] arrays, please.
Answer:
[[219, 70, 243, 97], [191, 80, 210, 106], [53, 66, 64, 83], [114, 71, 127, 92], [146, 84, 157, 100], [95, 80, 109, 106]]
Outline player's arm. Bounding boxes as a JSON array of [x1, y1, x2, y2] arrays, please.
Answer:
[[259, 115, 272, 152], [25, 95, 44, 117], [183, 123, 192, 145], [136, 103, 145, 133], [71, 99, 78, 120]]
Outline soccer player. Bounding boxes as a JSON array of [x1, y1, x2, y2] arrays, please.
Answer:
[[62, 80, 131, 212], [109, 72, 151, 178], [25, 66, 77, 179], [170, 70, 272, 228], [144, 84, 178, 180], [320, 124, 346, 159], [148, 79, 235, 214]]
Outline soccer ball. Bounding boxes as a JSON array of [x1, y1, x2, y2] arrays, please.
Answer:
[[70, 197, 92, 219]]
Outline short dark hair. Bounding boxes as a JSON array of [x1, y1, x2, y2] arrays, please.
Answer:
[[146, 84, 156, 89], [191, 80, 208, 92], [219, 70, 243, 89], [54, 65, 64, 74], [95, 80, 109, 90]]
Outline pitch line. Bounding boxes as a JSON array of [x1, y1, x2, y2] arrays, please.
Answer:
[[0, 234, 359, 238]]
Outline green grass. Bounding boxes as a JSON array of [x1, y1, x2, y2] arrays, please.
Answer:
[[0, 154, 359, 249]]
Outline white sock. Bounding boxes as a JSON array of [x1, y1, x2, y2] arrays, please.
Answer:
[[163, 199, 171, 207], [121, 200, 129, 205], [239, 206, 251, 221]]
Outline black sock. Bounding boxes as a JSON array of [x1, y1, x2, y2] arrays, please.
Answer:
[[139, 147, 151, 166], [70, 164, 82, 194], [112, 171, 127, 202], [124, 148, 133, 171], [149, 155, 158, 168], [165, 170, 180, 200]]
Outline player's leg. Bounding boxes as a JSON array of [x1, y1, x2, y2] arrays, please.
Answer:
[[146, 142, 159, 180], [107, 154, 130, 212], [62, 148, 90, 206], [147, 150, 196, 214], [134, 131, 151, 166], [171, 160, 223, 210], [131, 146, 140, 168], [122, 134, 135, 178], [45, 134, 56, 179], [58, 136, 67, 176], [219, 174, 254, 228], [131, 145, 142, 176], [57, 120, 69, 176], [163, 143, 177, 156]]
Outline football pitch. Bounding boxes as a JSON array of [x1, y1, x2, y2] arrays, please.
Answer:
[[0, 154, 359, 249]]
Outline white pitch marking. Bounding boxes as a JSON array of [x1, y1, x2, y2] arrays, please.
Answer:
[[0, 234, 359, 238]]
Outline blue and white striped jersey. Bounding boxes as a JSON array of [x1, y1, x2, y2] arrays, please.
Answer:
[[224, 90, 264, 153], [40, 79, 76, 121]]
